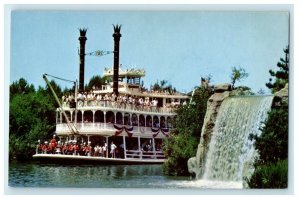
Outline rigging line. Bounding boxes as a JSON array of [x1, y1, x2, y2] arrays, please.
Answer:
[[58, 107, 78, 135], [86, 50, 114, 56], [44, 74, 78, 134], [58, 107, 76, 135], [45, 74, 75, 84]]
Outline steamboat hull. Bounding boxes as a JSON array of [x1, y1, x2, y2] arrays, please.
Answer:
[[33, 154, 164, 165]]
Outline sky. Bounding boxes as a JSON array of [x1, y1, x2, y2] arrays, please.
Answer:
[[10, 11, 289, 94]]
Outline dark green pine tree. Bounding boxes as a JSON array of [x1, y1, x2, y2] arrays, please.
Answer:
[[266, 46, 289, 93]]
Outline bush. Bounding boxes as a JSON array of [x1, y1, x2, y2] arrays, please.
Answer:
[[163, 131, 199, 176], [247, 160, 288, 188], [247, 104, 288, 188], [163, 86, 211, 176], [9, 78, 61, 161], [252, 106, 288, 165]]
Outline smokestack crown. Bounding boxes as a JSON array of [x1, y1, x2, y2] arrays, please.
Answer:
[[79, 28, 87, 37], [113, 24, 122, 37]]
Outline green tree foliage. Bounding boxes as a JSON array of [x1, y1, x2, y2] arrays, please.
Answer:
[[247, 160, 288, 188], [266, 46, 289, 93], [247, 103, 288, 188], [85, 75, 107, 91], [151, 80, 176, 94], [9, 78, 62, 160], [230, 66, 249, 89], [10, 78, 35, 100], [163, 86, 211, 176], [251, 106, 288, 164], [247, 46, 289, 188]]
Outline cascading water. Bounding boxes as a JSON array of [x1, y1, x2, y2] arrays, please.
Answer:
[[199, 95, 274, 187], [167, 95, 275, 189]]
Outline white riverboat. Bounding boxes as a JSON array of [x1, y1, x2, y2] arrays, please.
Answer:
[[33, 25, 189, 164]]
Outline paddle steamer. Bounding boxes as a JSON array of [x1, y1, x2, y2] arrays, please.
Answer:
[[33, 25, 189, 164]]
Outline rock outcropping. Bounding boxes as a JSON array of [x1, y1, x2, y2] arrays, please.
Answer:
[[188, 83, 231, 179], [273, 83, 288, 107], [188, 83, 289, 179]]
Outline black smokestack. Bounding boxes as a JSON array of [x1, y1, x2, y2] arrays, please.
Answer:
[[112, 24, 122, 96], [79, 28, 87, 92]]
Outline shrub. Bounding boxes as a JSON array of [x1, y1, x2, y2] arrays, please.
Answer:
[[247, 160, 288, 188], [163, 86, 211, 176]]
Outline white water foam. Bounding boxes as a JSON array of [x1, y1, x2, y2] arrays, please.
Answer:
[[193, 95, 274, 188], [167, 179, 243, 189]]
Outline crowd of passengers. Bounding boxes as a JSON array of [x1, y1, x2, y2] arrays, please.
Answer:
[[62, 91, 185, 110], [37, 135, 162, 159]]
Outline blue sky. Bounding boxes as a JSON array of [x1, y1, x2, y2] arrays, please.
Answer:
[[10, 11, 289, 93]]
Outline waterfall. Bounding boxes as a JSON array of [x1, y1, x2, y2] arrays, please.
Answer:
[[201, 95, 273, 184]]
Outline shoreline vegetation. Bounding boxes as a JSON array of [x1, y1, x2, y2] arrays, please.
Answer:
[[9, 46, 289, 188]]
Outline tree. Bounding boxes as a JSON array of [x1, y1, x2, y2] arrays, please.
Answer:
[[230, 66, 249, 89], [247, 105, 288, 188], [266, 46, 289, 93], [163, 86, 211, 176], [9, 91, 54, 160], [9, 78, 63, 160], [151, 80, 176, 94], [249, 106, 288, 165], [85, 75, 107, 91], [10, 78, 35, 100]]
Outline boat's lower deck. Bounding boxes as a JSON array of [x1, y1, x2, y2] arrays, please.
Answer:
[[33, 154, 165, 164]]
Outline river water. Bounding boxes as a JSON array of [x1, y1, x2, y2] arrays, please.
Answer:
[[8, 161, 243, 189], [9, 161, 189, 188]]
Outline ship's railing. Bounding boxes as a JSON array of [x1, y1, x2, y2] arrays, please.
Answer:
[[62, 100, 177, 114], [126, 150, 165, 159], [56, 122, 172, 135]]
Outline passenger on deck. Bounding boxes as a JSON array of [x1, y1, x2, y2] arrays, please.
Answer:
[[50, 135, 57, 154], [96, 94, 102, 106], [85, 141, 92, 156], [74, 142, 80, 155], [94, 144, 100, 157], [61, 143, 67, 155], [103, 142, 107, 158], [67, 142, 74, 155], [36, 140, 43, 154], [99, 144, 103, 157], [42, 141, 48, 154], [110, 141, 117, 158]]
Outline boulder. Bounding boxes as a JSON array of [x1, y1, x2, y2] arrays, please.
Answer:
[[273, 83, 288, 107], [275, 83, 288, 98], [188, 90, 230, 179], [214, 83, 232, 93]]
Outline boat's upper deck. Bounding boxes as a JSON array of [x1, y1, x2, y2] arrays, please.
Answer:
[[59, 66, 189, 118]]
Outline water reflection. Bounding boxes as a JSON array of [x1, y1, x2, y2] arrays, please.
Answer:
[[10, 162, 244, 189], [9, 161, 187, 188]]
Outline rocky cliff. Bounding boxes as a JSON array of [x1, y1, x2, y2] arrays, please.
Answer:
[[188, 83, 231, 179]]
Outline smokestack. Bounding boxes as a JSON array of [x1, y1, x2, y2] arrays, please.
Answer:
[[112, 24, 122, 96], [79, 28, 87, 92]]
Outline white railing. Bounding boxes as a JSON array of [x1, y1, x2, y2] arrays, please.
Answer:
[[62, 100, 176, 114], [56, 122, 171, 137], [126, 150, 165, 159]]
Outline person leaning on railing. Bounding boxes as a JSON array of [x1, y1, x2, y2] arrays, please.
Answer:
[[74, 91, 180, 113]]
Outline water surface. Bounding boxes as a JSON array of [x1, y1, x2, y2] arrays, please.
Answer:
[[9, 161, 191, 188]]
